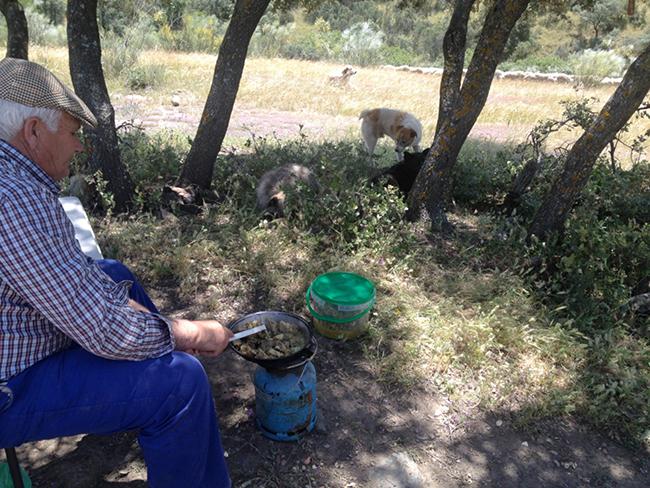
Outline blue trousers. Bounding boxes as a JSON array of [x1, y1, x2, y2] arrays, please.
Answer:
[[0, 259, 231, 488]]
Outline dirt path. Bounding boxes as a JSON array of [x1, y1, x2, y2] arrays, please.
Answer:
[[112, 94, 521, 144]]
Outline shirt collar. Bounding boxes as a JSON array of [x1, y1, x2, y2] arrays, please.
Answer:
[[0, 139, 60, 195]]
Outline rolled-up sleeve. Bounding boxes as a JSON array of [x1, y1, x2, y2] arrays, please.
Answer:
[[0, 194, 174, 360]]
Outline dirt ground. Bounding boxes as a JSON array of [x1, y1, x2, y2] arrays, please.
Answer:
[[3, 104, 650, 487], [111, 92, 522, 144], [6, 278, 650, 488]]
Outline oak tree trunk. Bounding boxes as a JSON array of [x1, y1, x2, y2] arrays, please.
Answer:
[[406, 0, 530, 229], [528, 43, 650, 241], [435, 0, 475, 140], [67, 0, 134, 213], [179, 0, 271, 189], [0, 0, 28, 59]]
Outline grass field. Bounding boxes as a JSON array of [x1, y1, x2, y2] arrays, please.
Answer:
[[23, 46, 647, 157]]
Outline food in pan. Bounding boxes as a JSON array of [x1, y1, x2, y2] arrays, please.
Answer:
[[231, 319, 306, 359]]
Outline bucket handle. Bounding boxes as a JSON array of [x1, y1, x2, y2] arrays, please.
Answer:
[[306, 284, 375, 324]]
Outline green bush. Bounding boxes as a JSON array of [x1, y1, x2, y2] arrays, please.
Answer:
[[126, 62, 167, 90], [102, 31, 141, 80], [158, 13, 224, 52], [571, 49, 627, 86], [341, 21, 384, 66], [523, 159, 650, 330], [278, 20, 340, 61], [25, 7, 66, 46], [101, 16, 160, 80], [499, 54, 573, 74], [452, 140, 519, 208], [117, 127, 190, 210], [378, 45, 413, 66], [210, 135, 415, 254], [249, 22, 292, 58]]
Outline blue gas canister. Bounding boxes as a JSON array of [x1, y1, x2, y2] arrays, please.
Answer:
[[253, 361, 317, 442]]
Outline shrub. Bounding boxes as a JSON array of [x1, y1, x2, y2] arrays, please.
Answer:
[[101, 31, 142, 80], [249, 22, 293, 58], [523, 159, 650, 329], [571, 49, 627, 86], [341, 21, 384, 66], [452, 140, 519, 208], [158, 13, 224, 52], [117, 127, 190, 210], [278, 20, 339, 61], [25, 7, 66, 46], [499, 54, 573, 74], [378, 45, 413, 66], [126, 62, 167, 90], [101, 16, 160, 80]]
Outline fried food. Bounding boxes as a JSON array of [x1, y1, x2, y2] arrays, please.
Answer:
[[231, 319, 306, 359]]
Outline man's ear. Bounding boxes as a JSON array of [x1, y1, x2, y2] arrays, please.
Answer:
[[21, 117, 42, 146]]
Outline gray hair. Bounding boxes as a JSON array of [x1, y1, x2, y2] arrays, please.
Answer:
[[0, 99, 62, 141]]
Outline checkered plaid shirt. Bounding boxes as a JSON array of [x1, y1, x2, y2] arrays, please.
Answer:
[[0, 139, 174, 381]]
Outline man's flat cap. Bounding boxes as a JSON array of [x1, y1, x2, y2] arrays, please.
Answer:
[[0, 57, 98, 128]]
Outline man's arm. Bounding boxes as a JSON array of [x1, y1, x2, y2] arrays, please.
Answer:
[[127, 300, 233, 355], [0, 194, 175, 360]]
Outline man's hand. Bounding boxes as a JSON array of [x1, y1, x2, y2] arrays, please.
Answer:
[[171, 319, 233, 357]]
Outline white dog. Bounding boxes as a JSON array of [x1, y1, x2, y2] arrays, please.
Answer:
[[256, 164, 321, 219], [359, 108, 422, 162]]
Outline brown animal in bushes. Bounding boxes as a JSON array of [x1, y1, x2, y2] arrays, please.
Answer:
[[256, 164, 321, 219]]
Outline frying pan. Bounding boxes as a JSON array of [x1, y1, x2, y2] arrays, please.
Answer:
[[227, 311, 318, 371]]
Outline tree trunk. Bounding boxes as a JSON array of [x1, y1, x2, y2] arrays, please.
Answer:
[[179, 0, 271, 189], [406, 0, 530, 228], [67, 0, 134, 213], [0, 0, 28, 60], [435, 0, 475, 139], [528, 43, 650, 241]]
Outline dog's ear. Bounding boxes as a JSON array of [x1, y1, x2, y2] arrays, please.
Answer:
[[409, 128, 417, 138]]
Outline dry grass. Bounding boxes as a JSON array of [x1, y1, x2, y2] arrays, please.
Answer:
[[25, 46, 649, 155]]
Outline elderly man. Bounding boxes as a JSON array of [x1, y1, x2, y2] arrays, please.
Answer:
[[0, 58, 233, 487]]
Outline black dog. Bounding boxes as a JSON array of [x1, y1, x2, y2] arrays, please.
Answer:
[[370, 148, 430, 197]]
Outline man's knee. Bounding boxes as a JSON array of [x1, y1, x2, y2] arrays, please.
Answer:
[[167, 352, 212, 400]]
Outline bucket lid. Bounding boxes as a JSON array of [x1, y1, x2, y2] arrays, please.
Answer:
[[310, 272, 375, 307]]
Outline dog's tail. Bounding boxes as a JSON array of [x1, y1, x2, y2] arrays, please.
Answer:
[[359, 109, 371, 120]]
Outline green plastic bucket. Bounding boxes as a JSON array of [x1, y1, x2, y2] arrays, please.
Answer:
[[306, 272, 375, 340]]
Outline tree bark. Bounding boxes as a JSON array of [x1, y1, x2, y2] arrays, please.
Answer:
[[0, 0, 28, 60], [67, 0, 134, 213], [406, 0, 530, 228], [528, 43, 650, 241], [435, 0, 475, 140], [179, 0, 271, 189]]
